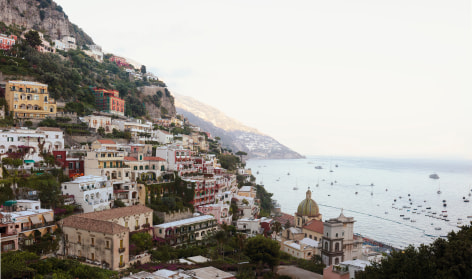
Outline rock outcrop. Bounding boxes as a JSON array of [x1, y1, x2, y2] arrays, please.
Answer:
[[139, 86, 177, 119], [0, 0, 93, 45]]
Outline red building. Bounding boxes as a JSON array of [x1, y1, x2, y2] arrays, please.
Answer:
[[0, 34, 17, 50], [92, 88, 125, 116], [53, 150, 84, 178], [109, 55, 130, 67]]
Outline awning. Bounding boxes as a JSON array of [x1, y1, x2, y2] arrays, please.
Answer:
[[29, 215, 42, 225], [24, 160, 35, 164], [42, 214, 53, 223]]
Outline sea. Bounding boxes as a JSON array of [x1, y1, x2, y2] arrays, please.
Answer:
[[246, 156, 472, 249]]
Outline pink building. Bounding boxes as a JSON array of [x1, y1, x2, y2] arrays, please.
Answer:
[[197, 204, 232, 225], [0, 34, 16, 50]]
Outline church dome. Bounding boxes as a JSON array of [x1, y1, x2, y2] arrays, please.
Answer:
[[297, 189, 319, 217]]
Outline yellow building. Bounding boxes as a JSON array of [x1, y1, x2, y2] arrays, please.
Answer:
[[5, 80, 57, 119]]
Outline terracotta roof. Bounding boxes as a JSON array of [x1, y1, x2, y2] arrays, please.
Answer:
[[97, 139, 116, 144], [124, 156, 137, 161], [303, 219, 324, 234], [273, 212, 295, 227], [80, 205, 153, 221], [62, 215, 128, 234], [143, 156, 165, 161], [37, 127, 63, 132]]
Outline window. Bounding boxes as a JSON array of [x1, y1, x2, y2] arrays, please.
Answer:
[[78, 235, 81, 244], [44, 106, 48, 111], [120, 239, 123, 249], [91, 238, 95, 246], [91, 253, 95, 261], [125, 221, 128, 227], [106, 240, 110, 248], [136, 220, 139, 227], [34, 95, 39, 100], [69, 162, 74, 169]]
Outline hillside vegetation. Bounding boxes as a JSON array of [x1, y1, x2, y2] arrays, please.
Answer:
[[0, 24, 169, 118]]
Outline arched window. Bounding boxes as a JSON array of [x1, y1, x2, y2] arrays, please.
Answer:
[[335, 243, 340, 251]]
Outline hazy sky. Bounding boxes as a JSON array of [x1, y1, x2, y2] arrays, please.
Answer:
[[56, 0, 471, 159]]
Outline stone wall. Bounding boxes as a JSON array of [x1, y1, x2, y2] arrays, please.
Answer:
[[156, 208, 193, 223]]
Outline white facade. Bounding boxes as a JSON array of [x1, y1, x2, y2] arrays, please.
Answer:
[[82, 115, 113, 132], [0, 127, 64, 165], [236, 217, 261, 236], [61, 175, 114, 213], [156, 130, 173, 144]]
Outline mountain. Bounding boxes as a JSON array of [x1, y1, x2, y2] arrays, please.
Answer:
[[174, 94, 304, 160], [0, 0, 93, 46]]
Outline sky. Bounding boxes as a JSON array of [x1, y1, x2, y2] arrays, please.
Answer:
[[55, 0, 471, 159]]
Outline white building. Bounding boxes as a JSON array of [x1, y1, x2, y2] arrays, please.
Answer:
[[0, 127, 64, 166], [53, 36, 77, 51], [83, 44, 104, 62], [156, 129, 173, 144], [82, 115, 113, 132], [61, 175, 114, 213], [155, 144, 192, 172], [236, 217, 261, 236]]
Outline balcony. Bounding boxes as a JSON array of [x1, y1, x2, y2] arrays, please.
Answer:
[[134, 225, 140, 230], [119, 247, 125, 253]]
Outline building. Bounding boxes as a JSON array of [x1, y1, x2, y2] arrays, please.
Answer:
[[196, 203, 232, 225], [53, 36, 77, 51], [153, 214, 217, 246], [281, 237, 319, 260], [82, 115, 113, 132], [236, 217, 261, 236], [84, 149, 129, 181], [92, 88, 125, 116], [155, 129, 174, 144], [53, 150, 85, 178], [321, 210, 363, 266], [0, 34, 16, 50], [83, 44, 103, 62], [109, 55, 130, 67], [155, 144, 192, 172], [0, 200, 56, 253], [4, 80, 57, 120], [61, 175, 114, 213], [60, 205, 153, 270], [61, 215, 129, 270], [0, 127, 64, 166], [124, 154, 166, 182], [323, 259, 371, 279]]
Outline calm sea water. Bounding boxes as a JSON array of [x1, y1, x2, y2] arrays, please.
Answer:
[[247, 156, 472, 249]]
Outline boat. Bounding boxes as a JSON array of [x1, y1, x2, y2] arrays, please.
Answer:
[[467, 216, 472, 219], [293, 186, 299, 190], [435, 227, 441, 230], [429, 173, 440, 179], [464, 199, 470, 203], [315, 166, 323, 169]]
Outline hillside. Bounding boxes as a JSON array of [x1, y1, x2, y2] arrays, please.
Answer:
[[175, 94, 304, 160], [0, 0, 92, 46]]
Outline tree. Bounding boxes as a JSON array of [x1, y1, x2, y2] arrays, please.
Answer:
[[97, 127, 105, 136], [214, 230, 227, 260], [141, 65, 146, 74], [130, 232, 153, 254], [24, 30, 42, 48], [357, 225, 472, 279], [1, 251, 39, 278], [245, 235, 280, 271], [272, 221, 282, 239]]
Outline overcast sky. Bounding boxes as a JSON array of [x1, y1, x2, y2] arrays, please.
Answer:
[[56, 0, 471, 159]]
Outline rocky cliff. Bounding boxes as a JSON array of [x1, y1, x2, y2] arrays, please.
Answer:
[[139, 86, 177, 119], [0, 0, 93, 45]]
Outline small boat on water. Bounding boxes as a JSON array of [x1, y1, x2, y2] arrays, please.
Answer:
[[464, 199, 470, 203], [315, 166, 323, 169], [429, 173, 440, 179], [435, 227, 441, 230]]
